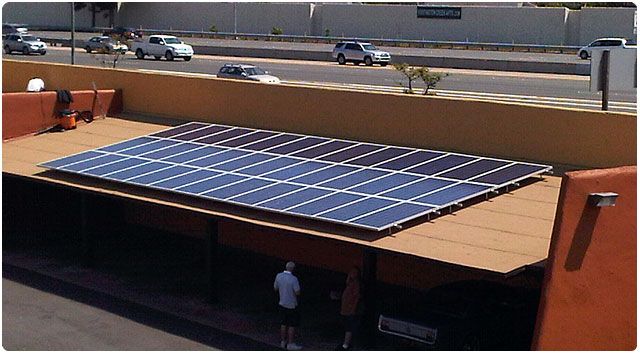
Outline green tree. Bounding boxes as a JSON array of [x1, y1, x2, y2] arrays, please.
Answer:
[[73, 2, 118, 27], [394, 63, 447, 94], [271, 27, 283, 35], [415, 67, 447, 95], [393, 63, 420, 94]]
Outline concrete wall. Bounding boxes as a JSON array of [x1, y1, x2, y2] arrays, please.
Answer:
[[532, 166, 636, 350], [2, 60, 636, 169], [116, 2, 312, 34], [2, 2, 109, 28], [3, 2, 634, 45], [116, 2, 233, 32], [578, 7, 637, 45], [320, 4, 569, 44]]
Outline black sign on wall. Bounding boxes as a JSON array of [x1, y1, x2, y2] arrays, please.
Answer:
[[417, 6, 462, 19]]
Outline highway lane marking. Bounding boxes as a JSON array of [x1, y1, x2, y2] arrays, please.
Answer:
[[290, 80, 636, 106], [45, 46, 589, 81], [282, 80, 636, 111]]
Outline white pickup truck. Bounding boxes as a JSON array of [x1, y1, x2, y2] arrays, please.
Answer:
[[131, 35, 194, 61], [578, 38, 636, 60]]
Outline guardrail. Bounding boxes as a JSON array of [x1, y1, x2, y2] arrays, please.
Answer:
[[28, 26, 582, 54]]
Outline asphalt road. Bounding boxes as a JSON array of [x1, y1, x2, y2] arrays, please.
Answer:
[[31, 31, 584, 63], [2, 277, 216, 350], [3, 46, 636, 106]]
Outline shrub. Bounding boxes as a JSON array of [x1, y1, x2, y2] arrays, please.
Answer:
[[393, 63, 448, 95], [271, 27, 283, 35]]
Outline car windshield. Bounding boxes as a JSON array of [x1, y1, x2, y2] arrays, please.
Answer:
[[21, 35, 37, 41], [163, 37, 181, 44], [363, 44, 377, 50], [244, 67, 266, 76]]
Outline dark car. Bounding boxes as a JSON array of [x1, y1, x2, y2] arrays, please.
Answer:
[[103, 26, 142, 41], [377, 280, 540, 350], [2, 23, 28, 35]]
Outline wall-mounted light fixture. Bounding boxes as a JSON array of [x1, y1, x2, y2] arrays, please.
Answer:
[[588, 192, 619, 207]]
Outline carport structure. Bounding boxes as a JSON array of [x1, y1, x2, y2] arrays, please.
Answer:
[[3, 115, 560, 346]]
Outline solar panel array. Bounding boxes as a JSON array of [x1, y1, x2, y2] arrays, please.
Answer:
[[40, 122, 552, 231]]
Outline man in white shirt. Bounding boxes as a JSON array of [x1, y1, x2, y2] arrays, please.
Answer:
[[274, 261, 302, 350]]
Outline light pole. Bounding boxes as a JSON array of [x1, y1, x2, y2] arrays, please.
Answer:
[[233, 3, 237, 34], [71, 2, 75, 65]]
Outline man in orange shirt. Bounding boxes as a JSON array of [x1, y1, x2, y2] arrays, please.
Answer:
[[338, 267, 362, 350]]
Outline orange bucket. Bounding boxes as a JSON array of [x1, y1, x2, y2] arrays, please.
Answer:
[[59, 110, 77, 130]]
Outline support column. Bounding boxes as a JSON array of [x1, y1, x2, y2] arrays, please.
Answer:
[[205, 219, 220, 303], [361, 249, 378, 348], [600, 50, 610, 111], [80, 193, 94, 267]]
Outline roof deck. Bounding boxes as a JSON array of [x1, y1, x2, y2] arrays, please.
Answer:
[[3, 116, 561, 274]]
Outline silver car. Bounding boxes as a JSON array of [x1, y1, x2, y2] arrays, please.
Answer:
[[85, 36, 128, 54], [217, 64, 281, 84], [3, 33, 46, 55], [332, 41, 391, 66]]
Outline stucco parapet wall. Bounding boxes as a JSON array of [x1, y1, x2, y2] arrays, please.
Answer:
[[532, 165, 636, 350], [3, 60, 635, 169]]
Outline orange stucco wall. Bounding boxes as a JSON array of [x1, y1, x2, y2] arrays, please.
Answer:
[[2, 90, 123, 140], [532, 166, 637, 350], [3, 60, 635, 169]]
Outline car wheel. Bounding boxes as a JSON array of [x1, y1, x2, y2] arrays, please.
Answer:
[[579, 50, 589, 60], [165, 50, 174, 61], [380, 62, 388, 67], [22, 46, 29, 55], [40, 51, 46, 55], [135, 48, 144, 59], [184, 56, 192, 62], [337, 54, 346, 65], [85, 46, 92, 53], [364, 56, 373, 66], [4, 45, 11, 54], [460, 335, 480, 350]]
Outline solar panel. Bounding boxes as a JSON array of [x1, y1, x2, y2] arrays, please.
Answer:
[[40, 122, 552, 231]]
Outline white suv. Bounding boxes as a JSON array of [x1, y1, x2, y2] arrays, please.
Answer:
[[332, 41, 391, 66], [577, 38, 635, 60]]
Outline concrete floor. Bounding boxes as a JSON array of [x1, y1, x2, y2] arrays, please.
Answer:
[[3, 225, 365, 350], [2, 278, 217, 350]]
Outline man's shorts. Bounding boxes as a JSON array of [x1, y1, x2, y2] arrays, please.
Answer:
[[279, 305, 300, 327]]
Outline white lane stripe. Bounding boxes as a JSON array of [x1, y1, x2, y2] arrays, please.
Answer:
[[282, 80, 636, 110], [289, 80, 637, 106]]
